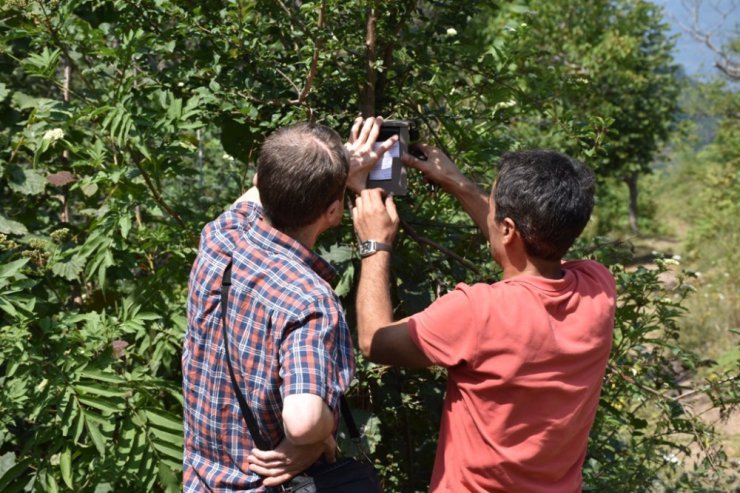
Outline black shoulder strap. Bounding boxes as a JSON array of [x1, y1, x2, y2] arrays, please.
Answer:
[[220, 260, 362, 451], [221, 261, 271, 451]]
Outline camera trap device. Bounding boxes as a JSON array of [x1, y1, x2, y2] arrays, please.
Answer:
[[366, 120, 417, 196]]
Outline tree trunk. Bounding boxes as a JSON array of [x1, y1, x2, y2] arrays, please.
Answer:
[[626, 173, 639, 234]]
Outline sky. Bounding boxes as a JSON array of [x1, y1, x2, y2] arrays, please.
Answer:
[[651, 0, 738, 79]]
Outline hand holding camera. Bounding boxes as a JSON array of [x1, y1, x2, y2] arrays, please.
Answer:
[[345, 117, 398, 193]]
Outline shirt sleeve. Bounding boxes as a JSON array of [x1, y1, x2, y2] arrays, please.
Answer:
[[279, 295, 346, 413], [408, 283, 483, 368]]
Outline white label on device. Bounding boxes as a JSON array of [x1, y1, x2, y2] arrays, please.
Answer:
[[369, 142, 399, 181]]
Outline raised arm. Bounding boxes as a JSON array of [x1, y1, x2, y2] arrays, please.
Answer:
[[352, 189, 432, 367], [402, 145, 490, 240]]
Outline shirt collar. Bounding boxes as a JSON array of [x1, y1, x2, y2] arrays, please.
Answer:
[[231, 201, 337, 283]]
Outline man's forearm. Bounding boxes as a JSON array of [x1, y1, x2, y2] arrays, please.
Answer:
[[356, 251, 394, 358]]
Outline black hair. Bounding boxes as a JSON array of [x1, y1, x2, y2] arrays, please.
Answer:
[[493, 150, 595, 261]]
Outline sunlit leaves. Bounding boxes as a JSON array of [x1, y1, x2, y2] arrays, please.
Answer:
[[21, 47, 61, 78]]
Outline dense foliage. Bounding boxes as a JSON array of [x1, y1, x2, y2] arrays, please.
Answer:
[[0, 1, 736, 491]]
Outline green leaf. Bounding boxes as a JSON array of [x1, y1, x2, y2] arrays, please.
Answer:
[[60, 448, 72, 489], [10, 92, 43, 110], [84, 414, 106, 456], [75, 383, 129, 398], [150, 439, 182, 462], [80, 369, 126, 384], [157, 462, 179, 493], [508, 4, 531, 14], [77, 395, 125, 413], [119, 214, 132, 239], [22, 47, 61, 75], [80, 182, 99, 197], [60, 396, 77, 438], [0, 457, 32, 493], [0, 214, 28, 235], [50, 255, 85, 281], [0, 453, 16, 479], [45, 470, 60, 493], [149, 428, 183, 447], [144, 409, 182, 432], [72, 410, 85, 442], [0, 296, 18, 317], [0, 259, 28, 279], [334, 263, 354, 297], [7, 166, 46, 195], [0, 82, 8, 102], [93, 483, 114, 493]]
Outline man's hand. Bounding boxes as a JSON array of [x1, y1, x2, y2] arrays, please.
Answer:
[[402, 144, 490, 238], [345, 116, 398, 194], [248, 435, 337, 487], [352, 188, 399, 244], [400, 144, 465, 190]]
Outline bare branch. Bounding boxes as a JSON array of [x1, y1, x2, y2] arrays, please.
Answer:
[[399, 218, 479, 272], [361, 3, 378, 117], [296, 0, 326, 104], [133, 157, 188, 230], [672, 0, 739, 80], [275, 67, 302, 97]]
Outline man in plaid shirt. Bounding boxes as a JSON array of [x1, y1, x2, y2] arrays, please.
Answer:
[[183, 118, 395, 492]]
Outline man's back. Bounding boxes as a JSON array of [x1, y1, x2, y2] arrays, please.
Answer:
[[182, 202, 354, 492], [408, 260, 616, 492]]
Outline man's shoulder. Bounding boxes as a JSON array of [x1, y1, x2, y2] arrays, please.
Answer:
[[564, 259, 616, 291], [232, 251, 338, 310], [564, 258, 610, 273], [201, 202, 261, 238]]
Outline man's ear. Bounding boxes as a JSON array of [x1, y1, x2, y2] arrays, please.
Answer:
[[325, 198, 343, 226], [501, 217, 517, 245]]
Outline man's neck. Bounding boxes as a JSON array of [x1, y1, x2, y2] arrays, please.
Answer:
[[263, 217, 320, 250], [501, 254, 563, 280]]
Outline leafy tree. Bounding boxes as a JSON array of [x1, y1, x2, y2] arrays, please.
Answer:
[[0, 1, 735, 491], [481, 0, 681, 233]]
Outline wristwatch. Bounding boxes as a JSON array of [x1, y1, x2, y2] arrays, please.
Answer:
[[359, 240, 392, 258]]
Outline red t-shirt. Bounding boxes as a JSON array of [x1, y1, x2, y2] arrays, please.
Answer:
[[408, 260, 616, 493]]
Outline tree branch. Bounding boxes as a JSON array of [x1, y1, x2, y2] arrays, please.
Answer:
[[275, 67, 302, 96], [616, 367, 738, 404], [133, 158, 187, 230], [399, 217, 479, 272], [361, 3, 378, 117], [296, 0, 326, 104], [673, 0, 739, 81]]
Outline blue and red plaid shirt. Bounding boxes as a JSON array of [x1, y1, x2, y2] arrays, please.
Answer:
[[182, 200, 355, 492]]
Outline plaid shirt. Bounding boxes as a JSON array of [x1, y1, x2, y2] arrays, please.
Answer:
[[182, 201, 355, 492]]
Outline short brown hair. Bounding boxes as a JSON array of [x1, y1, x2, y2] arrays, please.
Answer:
[[257, 123, 349, 231]]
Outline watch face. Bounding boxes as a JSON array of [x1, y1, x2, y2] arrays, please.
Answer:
[[359, 241, 375, 257]]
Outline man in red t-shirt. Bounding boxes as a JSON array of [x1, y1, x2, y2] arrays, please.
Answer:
[[352, 148, 616, 492]]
